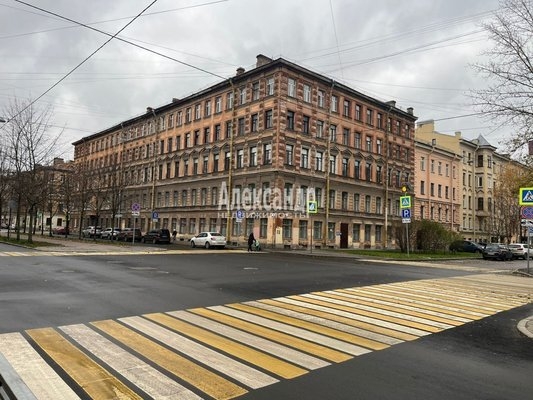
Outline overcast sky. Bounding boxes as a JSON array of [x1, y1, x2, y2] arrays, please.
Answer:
[[0, 0, 507, 159]]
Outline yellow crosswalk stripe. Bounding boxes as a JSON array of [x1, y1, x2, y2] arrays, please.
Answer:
[[26, 327, 143, 400], [91, 319, 247, 400], [0, 275, 530, 400]]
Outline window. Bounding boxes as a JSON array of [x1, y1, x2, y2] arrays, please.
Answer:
[[226, 92, 234, 110], [316, 120, 324, 138], [236, 149, 244, 168], [315, 151, 323, 171], [365, 162, 372, 182], [238, 117, 245, 135], [265, 109, 273, 129], [301, 147, 309, 169], [215, 96, 222, 113], [167, 113, 174, 128], [252, 81, 260, 101], [303, 115, 310, 134], [303, 84, 311, 102], [211, 187, 218, 205], [366, 136, 372, 152], [355, 104, 361, 121], [239, 87, 247, 105], [343, 99, 350, 117], [328, 222, 335, 240], [203, 156, 208, 173], [213, 153, 219, 172], [355, 132, 361, 149], [203, 127, 210, 144], [438, 184, 442, 198], [224, 151, 230, 170], [318, 89, 325, 108], [377, 113, 383, 129], [366, 109, 373, 125], [342, 157, 348, 176], [299, 220, 308, 240], [282, 219, 292, 239], [286, 111, 295, 130], [438, 161, 442, 175], [341, 192, 348, 209], [249, 146, 257, 166], [352, 224, 360, 241], [430, 183, 435, 196], [313, 221, 323, 240], [251, 113, 259, 132], [177, 111, 183, 126], [365, 195, 371, 213], [263, 143, 272, 164], [376, 197, 382, 214], [288, 78, 296, 97], [214, 124, 221, 141], [329, 190, 336, 209], [266, 76, 275, 95], [420, 157, 426, 171], [194, 104, 201, 120], [260, 218, 268, 238], [329, 124, 337, 142], [205, 100, 211, 117], [193, 158, 198, 175], [354, 160, 361, 179], [420, 180, 425, 195], [286, 144, 294, 165], [342, 128, 350, 145], [329, 154, 337, 174], [185, 107, 192, 123], [331, 95, 338, 112], [354, 194, 360, 212]]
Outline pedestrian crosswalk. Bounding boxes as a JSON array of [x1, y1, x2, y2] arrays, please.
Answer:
[[0, 275, 530, 399]]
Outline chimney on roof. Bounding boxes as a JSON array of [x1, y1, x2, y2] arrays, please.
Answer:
[[256, 54, 273, 68], [386, 100, 396, 108], [407, 107, 414, 115], [146, 107, 153, 114], [236, 67, 245, 76], [172, 98, 179, 103]]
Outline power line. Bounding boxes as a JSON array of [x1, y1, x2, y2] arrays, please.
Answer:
[[13, 0, 227, 81], [6, 0, 161, 123]]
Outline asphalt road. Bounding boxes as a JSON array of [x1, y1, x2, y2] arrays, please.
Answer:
[[0, 243, 531, 400]]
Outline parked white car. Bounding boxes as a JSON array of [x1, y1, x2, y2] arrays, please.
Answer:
[[100, 227, 121, 240], [190, 232, 227, 249], [508, 243, 533, 260]]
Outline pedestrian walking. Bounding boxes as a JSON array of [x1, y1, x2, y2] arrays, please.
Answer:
[[172, 229, 177, 242], [248, 232, 255, 252]]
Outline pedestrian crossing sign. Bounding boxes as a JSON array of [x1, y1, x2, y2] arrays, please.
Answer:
[[307, 201, 318, 214], [519, 187, 533, 205], [400, 195, 411, 209]]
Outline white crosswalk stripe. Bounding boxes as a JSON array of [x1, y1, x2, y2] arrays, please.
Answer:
[[0, 275, 530, 400]]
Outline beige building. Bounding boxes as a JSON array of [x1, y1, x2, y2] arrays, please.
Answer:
[[415, 120, 529, 243], [414, 138, 461, 232], [72, 55, 417, 248]]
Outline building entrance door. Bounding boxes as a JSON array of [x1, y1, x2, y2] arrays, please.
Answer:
[[340, 223, 348, 248]]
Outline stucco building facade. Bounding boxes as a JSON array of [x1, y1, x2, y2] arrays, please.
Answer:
[[72, 55, 417, 248]]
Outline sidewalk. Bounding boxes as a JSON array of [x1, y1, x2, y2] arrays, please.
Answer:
[[3, 232, 533, 339]]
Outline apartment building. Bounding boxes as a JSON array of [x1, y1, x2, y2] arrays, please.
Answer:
[[414, 138, 461, 232], [415, 120, 528, 243], [72, 55, 417, 248]]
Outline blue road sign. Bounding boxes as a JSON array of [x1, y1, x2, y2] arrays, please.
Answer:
[[152, 211, 159, 220], [519, 188, 533, 205], [236, 209, 244, 219], [401, 209, 411, 219], [400, 196, 411, 209], [307, 201, 317, 214]]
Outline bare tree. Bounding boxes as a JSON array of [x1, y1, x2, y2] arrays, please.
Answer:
[[2, 99, 62, 243], [471, 0, 533, 153]]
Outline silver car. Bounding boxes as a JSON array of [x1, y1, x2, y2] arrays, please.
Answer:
[[190, 232, 227, 249]]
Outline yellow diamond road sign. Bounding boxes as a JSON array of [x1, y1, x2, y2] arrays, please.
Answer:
[[400, 195, 411, 209]]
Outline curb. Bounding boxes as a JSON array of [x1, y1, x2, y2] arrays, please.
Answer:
[[517, 316, 533, 338]]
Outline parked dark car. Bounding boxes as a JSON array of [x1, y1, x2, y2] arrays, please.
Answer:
[[449, 240, 484, 253], [116, 228, 142, 242], [52, 226, 69, 235], [142, 229, 171, 244], [482, 243, 513, 261]]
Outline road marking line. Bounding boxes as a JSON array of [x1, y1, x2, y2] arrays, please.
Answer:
[[248, 300, 399, 346], [60, 324, 201, 400], [120, 315, 280, 387], [0, 332, 80, 400], [91, 319, 247, 400], [321, 291, 465, 326], [211, 305, 371, 356], [233, 302, 389, 351], [26, 327, 143, 400], [190, 307, 352, 363], [168, 310, 330, 370]]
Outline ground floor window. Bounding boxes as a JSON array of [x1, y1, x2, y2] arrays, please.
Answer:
[[375, 225, 382, 242], [189, 218, 196, 234], [352, 224, 360, 241], [220, 219, 227, 236], [328, 222, 335, 240], [299, 220, 308, 240], [364, 224, 371, 241], [260, 218, 268, 238], [209, 218, 217, 231], [313, 220, 323, 240], [232, 220, 242, 236], [199, 218, 206, 232], [179, 218, 186, 234], [282, 219, 292, 239], [246, 218, 254, 235]]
